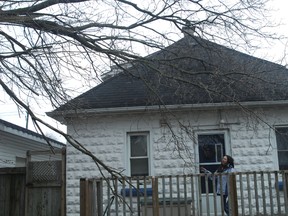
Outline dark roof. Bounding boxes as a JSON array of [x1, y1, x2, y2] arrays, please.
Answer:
[[0, 119, 65, 147], [52, 36, 288, 112]]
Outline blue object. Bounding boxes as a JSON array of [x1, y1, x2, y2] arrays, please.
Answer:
[[278, 181, 283, 191], [121, 187, 153, 197]]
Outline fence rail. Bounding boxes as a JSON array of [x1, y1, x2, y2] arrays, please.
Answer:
[[80, 171, 288, 216]]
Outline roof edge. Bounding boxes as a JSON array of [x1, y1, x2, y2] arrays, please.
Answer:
[[0, 119, 66, 148], [47, 100, 288, 124]]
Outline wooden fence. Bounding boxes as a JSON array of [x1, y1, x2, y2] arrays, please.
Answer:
[[0, 148, 66, 216], [80, 171, 288, 216], [0, 167, 26, 216]]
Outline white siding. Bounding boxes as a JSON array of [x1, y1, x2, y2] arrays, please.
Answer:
[[65, 106, 288, 216], [0, 131, 63, 167]]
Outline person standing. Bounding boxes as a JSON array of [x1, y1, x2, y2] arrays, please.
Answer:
[[201, 155, 235, 215]]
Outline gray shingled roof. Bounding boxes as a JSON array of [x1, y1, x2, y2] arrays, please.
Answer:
[[52, 36, 288, 112]]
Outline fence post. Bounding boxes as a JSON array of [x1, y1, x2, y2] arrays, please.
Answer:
[[152, 177, 159, 216], [24, 151, 31, 216], [96, 179, 103, 216], [283, 171, 288, 214], [80, 178, 91, 216], [61, 147, 66, 216], [229, 173, 238, 216]]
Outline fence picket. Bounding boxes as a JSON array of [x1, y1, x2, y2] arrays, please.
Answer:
[[79, 171, 288, 216]]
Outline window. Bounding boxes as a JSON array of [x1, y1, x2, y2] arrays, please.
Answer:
[[198, 133, 226, 193], [275, 127, 288, 170], [128, 132, 150, 176]]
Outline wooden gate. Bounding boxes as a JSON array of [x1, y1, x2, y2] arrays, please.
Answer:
[[0, 148, 66, 216], [0, 167, 26, 216], [25, 148, 66, 216]]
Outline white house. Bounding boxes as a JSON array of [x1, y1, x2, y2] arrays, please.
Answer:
[[48, 33, 288, 215], [0, 119, 65, 167]]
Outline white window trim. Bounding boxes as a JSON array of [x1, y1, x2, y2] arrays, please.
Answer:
[[126, 131, 151, 176], [194, 129, 231, 168], [274, 125, 288, 170]]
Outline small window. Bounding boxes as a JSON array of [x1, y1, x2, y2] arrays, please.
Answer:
[[128, 132, 150, 176], [275, 127, 288, 170]]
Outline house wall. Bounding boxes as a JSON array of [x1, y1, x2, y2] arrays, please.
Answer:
[[65, 106, 288, 216], [0, 131, 63, 167]]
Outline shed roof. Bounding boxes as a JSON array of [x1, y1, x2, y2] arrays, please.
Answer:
[[0, 119, 65, 148], [50, 35, 288, 114]]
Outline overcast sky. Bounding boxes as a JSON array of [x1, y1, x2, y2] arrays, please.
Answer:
[[1, 0, 288, 143]]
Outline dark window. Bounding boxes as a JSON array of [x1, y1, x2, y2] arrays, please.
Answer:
[[275, 127, 288, 170], [198, 134, 226, 193]]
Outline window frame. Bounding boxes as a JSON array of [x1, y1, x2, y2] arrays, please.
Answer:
[[196, 130, 230, 166], [127, 131, 150, 177], [196, 130, 230, 194], [274, 126, 288, 170]]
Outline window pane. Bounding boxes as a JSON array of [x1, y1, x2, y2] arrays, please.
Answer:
[[278, 151, 288, 170], [276, 128, 288, 150], [130, 135, 147, 157], [216, 144, 223, 162], [131, 158, 148, 176], [199, 133, 226, 194], [275, 127, 288, 170], [198, 134, 225, 163]]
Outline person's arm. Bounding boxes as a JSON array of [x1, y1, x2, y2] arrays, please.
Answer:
[[200, 167, 211, 174], [201, 167, 214, 180], [229, 167, 236, 173]]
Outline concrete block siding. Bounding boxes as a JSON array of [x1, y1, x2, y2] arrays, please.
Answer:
[[65, 107, 288, 215]]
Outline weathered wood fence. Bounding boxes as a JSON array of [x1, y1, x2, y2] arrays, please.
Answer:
[[0, 167, 26, 216], [80, 171, 288, 216], [0, 148, 66, 216]]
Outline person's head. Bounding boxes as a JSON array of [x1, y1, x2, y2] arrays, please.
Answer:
[[221, 155, 234, 168]]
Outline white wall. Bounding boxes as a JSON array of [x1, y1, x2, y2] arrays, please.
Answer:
[[0, 131, 63, 167], [65, 106, 288, 216]]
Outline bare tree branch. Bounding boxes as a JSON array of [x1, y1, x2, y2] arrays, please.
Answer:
[[0, 0, 286, 190]]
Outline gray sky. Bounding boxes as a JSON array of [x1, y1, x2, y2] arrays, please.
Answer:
[[1, 0, 288, 143]]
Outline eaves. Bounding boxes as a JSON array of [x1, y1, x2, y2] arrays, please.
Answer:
[[47, 100, 288, 125]]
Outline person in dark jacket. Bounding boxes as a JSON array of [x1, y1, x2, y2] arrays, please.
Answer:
[[201, 155, 235, 215]]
